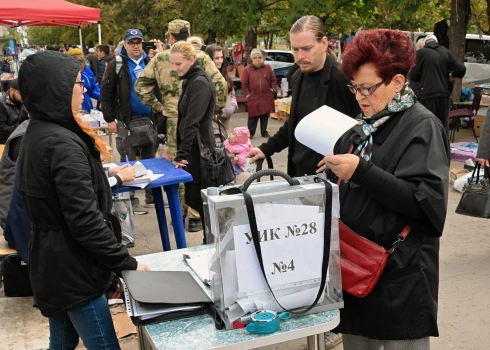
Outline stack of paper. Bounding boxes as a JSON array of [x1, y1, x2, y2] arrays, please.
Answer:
[[104, 161, 164, 189]]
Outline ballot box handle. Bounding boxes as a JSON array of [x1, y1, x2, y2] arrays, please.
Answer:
[[242, 169, 300, 191]]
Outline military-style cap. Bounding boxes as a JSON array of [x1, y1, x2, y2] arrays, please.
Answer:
[[167, 20, 190, 35]]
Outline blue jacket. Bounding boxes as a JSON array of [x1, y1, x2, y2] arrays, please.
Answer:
[[4, 163, 30, 263], [81, 66, 100, 112], [119, 48, 151, 117]]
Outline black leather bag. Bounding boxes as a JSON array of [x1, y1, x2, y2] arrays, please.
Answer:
[[455, 164, 490, 218], [0, 254, 33, 297], [197, 127, 235, 188], [127, 118, 158, 148]]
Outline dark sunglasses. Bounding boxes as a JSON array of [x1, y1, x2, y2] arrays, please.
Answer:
[[347, 80, 386, 96]]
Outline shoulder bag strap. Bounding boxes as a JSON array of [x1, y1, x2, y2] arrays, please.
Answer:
[[337, 145, 411, 250], [222, 177, 332, 314]]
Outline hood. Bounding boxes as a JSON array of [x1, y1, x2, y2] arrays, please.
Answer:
[[18, 51, 82, 135]]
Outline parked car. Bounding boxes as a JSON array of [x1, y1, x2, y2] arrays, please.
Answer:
[[263, 50, 295, 69], [273, 65, 294, 83]]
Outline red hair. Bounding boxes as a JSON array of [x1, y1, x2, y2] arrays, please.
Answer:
[[73, 112, 111, 161], [341, 29, 415, 82]]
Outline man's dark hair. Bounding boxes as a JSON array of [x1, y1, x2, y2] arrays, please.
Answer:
[[97, 45, 110, 55], [172, 32, 189, 42], [46, 44, 61, 52]]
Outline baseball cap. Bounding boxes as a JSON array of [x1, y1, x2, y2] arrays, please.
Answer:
[[124, 28, 144, 41], [88, 48, 95, 53], [167, 20, 190, 35], [424, 34, 438, 44]]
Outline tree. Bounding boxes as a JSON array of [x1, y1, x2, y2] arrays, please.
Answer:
[[449, 0, 471, 102]]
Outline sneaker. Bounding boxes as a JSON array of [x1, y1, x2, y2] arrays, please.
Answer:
[[188, 218, 203, 232], [133, 204, 148, 215], [261, 131, 271, 138], [324, 332, 342, 349]]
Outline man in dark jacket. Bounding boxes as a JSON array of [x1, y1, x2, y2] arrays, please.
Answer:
[[247, 16, 360, 177], [0, 78, 28, 144], [96, 44, 109, 85], [409, 34, 466, 133], [100, 29, 159, 214]]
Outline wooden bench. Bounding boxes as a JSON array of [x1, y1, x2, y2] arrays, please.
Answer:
[[0, 235, 17, 258]]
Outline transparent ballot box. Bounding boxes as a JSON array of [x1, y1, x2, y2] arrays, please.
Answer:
[[202, 173, 343, 330]]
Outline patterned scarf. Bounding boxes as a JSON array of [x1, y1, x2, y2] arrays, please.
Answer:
[[351, 83, 417, 161]]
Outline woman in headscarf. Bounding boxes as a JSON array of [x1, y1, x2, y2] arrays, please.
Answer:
[[241, 48, 277, 138], [18, 51, 149, 349], [317, 29, 450, 349]]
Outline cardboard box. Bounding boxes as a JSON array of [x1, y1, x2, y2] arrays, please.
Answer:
[[474, 115, 485, 137], [480, 95, 490, 107], [450, 167, 470, 184]]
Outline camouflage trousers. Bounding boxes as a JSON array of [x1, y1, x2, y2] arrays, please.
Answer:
[[165, 117, 200, 220]]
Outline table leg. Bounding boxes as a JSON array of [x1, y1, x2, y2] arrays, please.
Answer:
[[164, 184, 187, 249], [152, 187, 171, 251], [307, 335, 317, 350], [316, 333, 326, 350]]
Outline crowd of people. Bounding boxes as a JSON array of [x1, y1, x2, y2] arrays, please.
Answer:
[[1, 13, 490, 350]]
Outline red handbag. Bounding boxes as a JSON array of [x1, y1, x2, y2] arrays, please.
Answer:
[[336, 147, 411, 297], [339, 220, 410, 298]]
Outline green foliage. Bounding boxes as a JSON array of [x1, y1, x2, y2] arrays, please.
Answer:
[[21, 0, 490, 48]]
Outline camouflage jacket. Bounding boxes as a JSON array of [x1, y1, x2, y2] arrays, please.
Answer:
[[134, 49, 227, 118]]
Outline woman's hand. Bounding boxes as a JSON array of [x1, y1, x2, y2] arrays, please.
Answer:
[[108, 164, 128, 176], [477, 158, 490, 166], [317, 154, 360, 181], [174, 160, 189, 168], [117, 165, 136, 182], [137, 263, 151, 271]]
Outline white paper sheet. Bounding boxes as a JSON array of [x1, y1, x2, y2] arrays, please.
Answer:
[[295, 105, 358, 156], [123, 171, 164, 189], [234, 213, 324, 295], [183, 251, 212, 286]]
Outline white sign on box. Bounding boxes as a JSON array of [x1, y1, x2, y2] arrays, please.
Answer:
[[295, 105, 357, 156], [233, 213, 324, 295]]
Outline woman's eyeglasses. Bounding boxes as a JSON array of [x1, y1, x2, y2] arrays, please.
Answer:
[[347, 80, 386, 96], [74, 81, 84, 90]]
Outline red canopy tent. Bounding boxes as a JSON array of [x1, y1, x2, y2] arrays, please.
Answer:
[[0, 0, 102, 45]]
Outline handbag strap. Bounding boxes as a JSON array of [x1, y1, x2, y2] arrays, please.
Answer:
[[221, 174, 332, 314], [336, 145, 411, 254]]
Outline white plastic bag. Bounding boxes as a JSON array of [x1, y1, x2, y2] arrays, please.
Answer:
[[453, 169, 485, 192]]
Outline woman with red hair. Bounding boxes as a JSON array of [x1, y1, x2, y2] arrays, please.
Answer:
[[318, 30, 449, 349]]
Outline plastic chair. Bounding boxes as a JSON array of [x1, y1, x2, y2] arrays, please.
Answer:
[[449, 87, 482, 143]]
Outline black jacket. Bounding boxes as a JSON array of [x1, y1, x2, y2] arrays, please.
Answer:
[[410, 42, 466, 99], [258, 55, 360, 177], [332, 102, 449, 339], [17, 51, 137, 317], [100, 49, 154, 125], [175, 64, 216, 183], [0, 90, 28, 143]]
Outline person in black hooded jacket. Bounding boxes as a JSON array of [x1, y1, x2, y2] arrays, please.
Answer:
[[17, 51, 149, 349], [171, 41, 216, 243]]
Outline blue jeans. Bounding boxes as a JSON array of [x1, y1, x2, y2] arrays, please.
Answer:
[[48, 294, 120, 350]]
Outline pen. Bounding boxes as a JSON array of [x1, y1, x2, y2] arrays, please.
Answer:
[[125, 155, 130, 166]]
